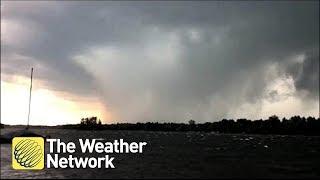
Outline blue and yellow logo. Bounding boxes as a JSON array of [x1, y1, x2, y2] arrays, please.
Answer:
[[12, 137, 44, 170]]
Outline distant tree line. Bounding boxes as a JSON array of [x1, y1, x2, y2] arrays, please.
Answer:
[[79, 116, 102, 130], [62, 115, 320, 135]]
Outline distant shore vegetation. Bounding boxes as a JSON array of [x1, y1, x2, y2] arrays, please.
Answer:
[[56, 115, 320, 135], [1, 116, 319, 135]]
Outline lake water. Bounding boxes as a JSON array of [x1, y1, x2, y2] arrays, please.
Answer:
[[1, 127, 320, 178]]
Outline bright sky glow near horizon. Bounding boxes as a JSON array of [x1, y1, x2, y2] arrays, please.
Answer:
[[1, 1, 319, 125], [1, 75, 111, 125]]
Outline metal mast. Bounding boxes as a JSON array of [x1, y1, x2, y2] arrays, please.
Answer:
[[26, 67, 33, 130]]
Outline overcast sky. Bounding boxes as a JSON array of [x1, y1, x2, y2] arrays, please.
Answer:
[[1, 1, 319, 124]]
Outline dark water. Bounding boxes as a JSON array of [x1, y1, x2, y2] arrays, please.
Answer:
[[1, 127, 320, 179]]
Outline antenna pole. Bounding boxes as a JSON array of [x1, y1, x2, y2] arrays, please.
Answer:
[[26, 67, 33, 130]]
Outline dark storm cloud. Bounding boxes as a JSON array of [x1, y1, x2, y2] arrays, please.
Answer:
[[296, 51, 319, 97], [285, 49, 319, 98], [1, 1, 319, 121]]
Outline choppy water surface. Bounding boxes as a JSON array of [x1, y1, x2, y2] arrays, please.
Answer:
[[1, 127, 320, 178]]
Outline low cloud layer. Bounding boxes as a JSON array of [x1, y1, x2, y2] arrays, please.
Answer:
[[1, 1, 319, 123]]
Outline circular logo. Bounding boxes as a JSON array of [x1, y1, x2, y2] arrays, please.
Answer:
[[13, 139, 43, 168]]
